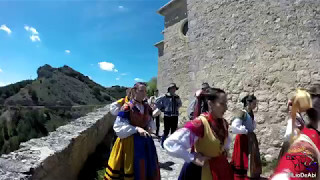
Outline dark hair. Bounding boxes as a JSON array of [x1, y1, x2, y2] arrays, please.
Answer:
[[193, 88, 226, 117], [201, 88, 226, 103], [133, 82, 147, 88], [309, 85, 320, 96], [308, 85, 320, 123], [307, 108, 318, 122], [241, 95, 257, 107], [130, 82, 147, 97]]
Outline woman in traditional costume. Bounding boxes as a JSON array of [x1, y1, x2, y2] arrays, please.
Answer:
[[278, 100, 306, 161], [270, 89, 320, 180], [109, 88, 133, 146], [230, 95, 262, 180], [164, 88, 234, 180], [104, 82, 160, 180]]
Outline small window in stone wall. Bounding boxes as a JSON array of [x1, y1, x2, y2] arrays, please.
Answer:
[[182, 21, 188, 36]]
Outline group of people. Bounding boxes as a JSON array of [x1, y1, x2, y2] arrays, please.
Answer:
[[104, 81, 320, 180]]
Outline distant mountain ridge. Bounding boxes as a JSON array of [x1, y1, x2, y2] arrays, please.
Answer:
[[0, 64, 127, 155], [0, 64, 128, 106]]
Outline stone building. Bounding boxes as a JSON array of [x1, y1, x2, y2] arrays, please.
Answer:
[[155, 0, 320, 160]]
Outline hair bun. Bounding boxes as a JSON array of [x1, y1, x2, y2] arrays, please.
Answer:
[[241, 95, 248, 104], [293, 89, 312, 112]]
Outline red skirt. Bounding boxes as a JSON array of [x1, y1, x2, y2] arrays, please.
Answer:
[[209, 154, 234, 180], [231, 133, 262, 180], [178, 154, 234, 180], [231, 134, 249, 180]]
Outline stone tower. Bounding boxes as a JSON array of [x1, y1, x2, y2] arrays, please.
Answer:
[[156, 0, 320, 159], [155, 0, 190, 121]]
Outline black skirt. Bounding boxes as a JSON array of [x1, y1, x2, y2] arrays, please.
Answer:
[[178, 162, 202, 180]]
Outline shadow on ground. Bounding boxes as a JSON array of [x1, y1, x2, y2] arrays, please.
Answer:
[[159, 161, 175, 171]]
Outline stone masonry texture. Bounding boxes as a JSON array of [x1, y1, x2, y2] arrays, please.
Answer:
[[0, 105, 114, 180], [156, 0, 320, 160]]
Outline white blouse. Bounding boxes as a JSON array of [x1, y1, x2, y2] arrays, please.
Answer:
[[110, 101, 121, 116], [230, 118, 249, 134], [113, 103, 156, 139], [283, 113, 304, 142], [164, 127, 231, 163], [284, 118, 299, 142], [230, 111, 257, 134]]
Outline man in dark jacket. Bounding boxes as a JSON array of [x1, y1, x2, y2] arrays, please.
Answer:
[[155, 83, 182, 148]]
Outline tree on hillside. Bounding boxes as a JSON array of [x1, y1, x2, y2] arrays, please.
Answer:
[[31, 90, 38, 104], [147, 77, 157, 97]]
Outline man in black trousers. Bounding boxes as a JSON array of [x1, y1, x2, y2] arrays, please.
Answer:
[[155, 83, 182, 148]]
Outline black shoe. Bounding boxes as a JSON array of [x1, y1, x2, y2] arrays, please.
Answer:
[[161, 136, 167, 149]]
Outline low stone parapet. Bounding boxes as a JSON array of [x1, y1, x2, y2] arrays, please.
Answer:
[[0, 105, 114, 180]]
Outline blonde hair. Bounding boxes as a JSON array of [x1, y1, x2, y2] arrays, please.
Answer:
[[289, 89, 312, 143]]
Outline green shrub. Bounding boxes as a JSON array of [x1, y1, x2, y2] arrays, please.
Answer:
[[49, 79, 57, 84], [30, 90, 38, 103], [147, 77, 157, 97], [9, 136, 20, 151], [103, 95, 111, 101], [93, 87, 101, 96]]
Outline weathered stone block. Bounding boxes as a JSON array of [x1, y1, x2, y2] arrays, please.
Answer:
[[0, 105, 114, 180], [157, 0, 320, 158]]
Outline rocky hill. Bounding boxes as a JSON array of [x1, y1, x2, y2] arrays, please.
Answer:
[[0, 64, 127, 155], [3, 65, 118, 106]]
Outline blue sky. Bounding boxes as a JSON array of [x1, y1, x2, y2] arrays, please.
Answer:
[[0, 0, 170, 87]]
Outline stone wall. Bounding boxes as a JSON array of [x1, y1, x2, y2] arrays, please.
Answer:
[[157, 0, 191, 121], [0, 105, 114, 180], [157, 0, 320, 160]]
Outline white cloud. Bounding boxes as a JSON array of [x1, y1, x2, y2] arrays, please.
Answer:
[[120, 73, 127, 76], [0, 82, 8, 87], [118, 5, 128, 12], [116, 78, 120, 81], [24, 25, 40, 42], [0, 25, 12, 35], [24, 26, 38, 35], [134, 78, 145, 82], [30, 35, 40, 42], [0, 68, 2, 73], [98, 62, 116, 71], [65, 50, 71, 54], [114, 69, 118, 72], [88, 76, 92, 79]]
